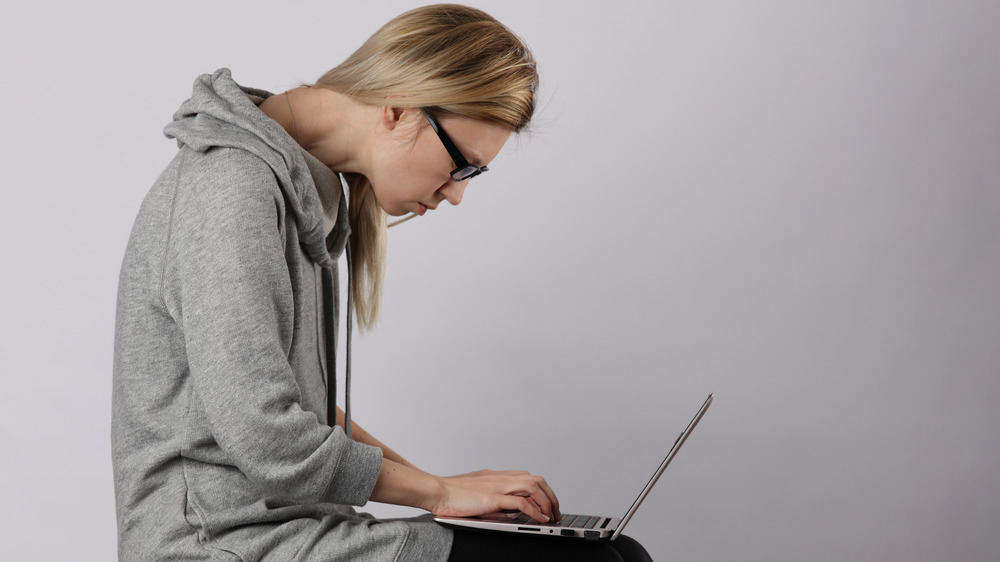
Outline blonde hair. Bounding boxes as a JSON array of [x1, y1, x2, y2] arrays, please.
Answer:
[[314, 3, 539, 331]]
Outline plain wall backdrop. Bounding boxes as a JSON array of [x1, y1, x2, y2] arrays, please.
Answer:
[[2, 1, 998, 560]]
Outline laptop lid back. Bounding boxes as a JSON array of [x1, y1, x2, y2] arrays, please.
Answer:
[[610, 393, 714, 540]]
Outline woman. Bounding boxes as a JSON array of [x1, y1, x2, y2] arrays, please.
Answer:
[[112, 4, 651, 561]]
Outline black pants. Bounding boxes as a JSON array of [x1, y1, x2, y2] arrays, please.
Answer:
[[447, 528, 653, 562]]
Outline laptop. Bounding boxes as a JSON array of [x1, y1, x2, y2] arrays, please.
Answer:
[[434, 393, 714, 541]]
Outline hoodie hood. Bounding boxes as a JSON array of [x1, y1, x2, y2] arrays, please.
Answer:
[[164, 68, 345, 267]]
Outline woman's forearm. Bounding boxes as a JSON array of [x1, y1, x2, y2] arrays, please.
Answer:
[[335, 407, 425, 473]]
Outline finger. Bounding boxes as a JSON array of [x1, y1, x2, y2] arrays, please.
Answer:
[[525, 497, 541, 513], [524, 497, 556, 522], [505, 478, 552, 520], [498, 494, 549, 523], [530, 475, 561, 520]]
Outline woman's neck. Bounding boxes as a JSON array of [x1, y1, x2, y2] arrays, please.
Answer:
[[258, 86, 372, 175]]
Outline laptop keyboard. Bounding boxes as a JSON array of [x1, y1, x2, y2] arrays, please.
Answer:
[[558, 514, 602, 529], [506, 513, 601, 529]]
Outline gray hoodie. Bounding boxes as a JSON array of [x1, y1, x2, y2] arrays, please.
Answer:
[[111, 68, 452, 561]]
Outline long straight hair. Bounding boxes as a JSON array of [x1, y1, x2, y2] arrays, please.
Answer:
[[314, 3, 539, 331]]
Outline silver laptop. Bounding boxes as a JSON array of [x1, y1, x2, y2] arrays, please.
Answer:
[[435, 393, 713, 541]]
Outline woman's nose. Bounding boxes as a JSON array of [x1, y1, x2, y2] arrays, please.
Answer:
[[441, 179, 467, 206]]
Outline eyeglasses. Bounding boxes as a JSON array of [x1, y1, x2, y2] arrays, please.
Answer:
[[423, 111, 489, 181]]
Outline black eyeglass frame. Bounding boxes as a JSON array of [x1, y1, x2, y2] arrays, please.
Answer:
[[423, 111, 489, 181]]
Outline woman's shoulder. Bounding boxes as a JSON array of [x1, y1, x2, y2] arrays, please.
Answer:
[[170, 146, 285, 212], [157, 146, 287, 241], [179, 145, 278, 190]]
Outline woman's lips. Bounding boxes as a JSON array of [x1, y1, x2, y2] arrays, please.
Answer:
[[417, 203, 427, 216]]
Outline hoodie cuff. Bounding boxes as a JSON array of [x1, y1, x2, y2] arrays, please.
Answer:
[[322, 436, 383, 506]]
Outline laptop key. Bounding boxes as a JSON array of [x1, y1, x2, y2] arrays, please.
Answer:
[[557, 514, 578, 527], [557, 514, 599, 528]]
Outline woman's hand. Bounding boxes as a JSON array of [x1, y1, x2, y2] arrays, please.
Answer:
[[431, 469, 562, 523], [370, 461, 561, 523]]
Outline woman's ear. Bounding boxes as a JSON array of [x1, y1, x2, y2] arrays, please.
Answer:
[[379, 105, 410, 132]]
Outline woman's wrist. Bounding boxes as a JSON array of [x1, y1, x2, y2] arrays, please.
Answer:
[[423, 473, 446, 513], [369, 458, 444, 513]]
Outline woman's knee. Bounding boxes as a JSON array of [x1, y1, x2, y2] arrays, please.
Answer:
[[609, 534, 654, 562]]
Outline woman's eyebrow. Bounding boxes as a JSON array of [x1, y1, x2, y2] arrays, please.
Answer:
[[466, 149, 486, 167]]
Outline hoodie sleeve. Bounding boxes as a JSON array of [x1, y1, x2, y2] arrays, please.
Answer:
[[162, 147, 382, 506]]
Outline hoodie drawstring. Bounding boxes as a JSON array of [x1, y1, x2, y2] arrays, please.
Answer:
[[323, 253, 353, 440], [343, 244, 353, 440]]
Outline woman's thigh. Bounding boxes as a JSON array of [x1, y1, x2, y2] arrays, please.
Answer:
[[447, 528, 653, 562]]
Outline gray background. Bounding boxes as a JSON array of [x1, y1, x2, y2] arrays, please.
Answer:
[[1, 0, 998, 560]]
